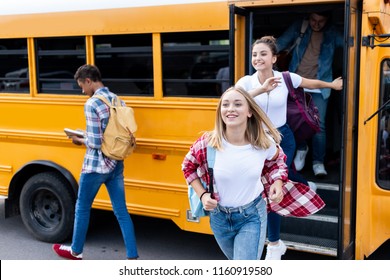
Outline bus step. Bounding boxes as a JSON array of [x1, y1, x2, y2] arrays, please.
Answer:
[[279, 233, 337, 257], [281, 213, 338, 240], [315, 182, 339, 192]]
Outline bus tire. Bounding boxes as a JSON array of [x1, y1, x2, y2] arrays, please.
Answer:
[[19, 171, 75, 243]]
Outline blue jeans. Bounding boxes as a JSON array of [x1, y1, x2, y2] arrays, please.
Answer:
[[278, 124, 308, 186], [71, 161, 138, 258], [209, 195, 267, 260], [267, 124, 308, 243], [278, 124, 295, 167], [297, 92, 329, 165]]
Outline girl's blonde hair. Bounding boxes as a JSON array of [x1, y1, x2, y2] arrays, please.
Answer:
[[207, 86, 281, 150]]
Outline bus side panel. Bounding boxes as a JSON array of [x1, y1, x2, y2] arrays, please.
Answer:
[[0, 98, 216, 234], [355, 11, 390, 259]]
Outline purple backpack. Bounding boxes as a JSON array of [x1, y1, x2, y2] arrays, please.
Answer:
[[282, 71, 320, 144]]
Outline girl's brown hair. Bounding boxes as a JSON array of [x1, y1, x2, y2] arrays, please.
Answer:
[[252, 36, 278, 56]]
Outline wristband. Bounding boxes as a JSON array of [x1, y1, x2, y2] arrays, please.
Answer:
[[199, 191, 208, 201]]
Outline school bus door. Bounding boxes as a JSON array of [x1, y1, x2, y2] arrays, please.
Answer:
[[339, 0, 361, 259], [229, 4, 252, 82], [229, 0, 361, 259]]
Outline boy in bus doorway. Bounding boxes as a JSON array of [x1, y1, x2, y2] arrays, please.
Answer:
[[52, 64, 138, 260], [276, 11, 344, 177]]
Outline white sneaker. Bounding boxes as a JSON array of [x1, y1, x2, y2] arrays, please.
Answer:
[[265, 240, 287, 260], [308, 181, 317, 192], [313, 163, 328, 177], [293, 147, 309, 171]]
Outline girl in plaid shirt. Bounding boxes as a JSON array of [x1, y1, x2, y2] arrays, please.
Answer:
[[182, 86, 324, 260], [182, 86, 286, 260]]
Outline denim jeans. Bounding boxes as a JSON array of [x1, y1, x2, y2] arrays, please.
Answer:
[[209, 195, 267, 260], [267, 124, 308, 243], [278, 124, 309, 185], [71, 161, 138, 259], [278, 124, 295, 167], [297, 92, 329, 165]]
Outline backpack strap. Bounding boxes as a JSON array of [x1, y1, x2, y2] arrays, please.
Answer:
[[94, 95, 122, 107], [207, 145, 216, 168], [286, 19, 309, 55], [206, 145, 216, 194], [282, 71, 297, 101], [94, 95, 111, 107]]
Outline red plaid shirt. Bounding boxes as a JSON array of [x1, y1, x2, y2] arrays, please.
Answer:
[[182, 133, 325, 217]]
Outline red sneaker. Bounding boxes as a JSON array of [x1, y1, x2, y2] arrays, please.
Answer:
[[52, 244, 83, 260]]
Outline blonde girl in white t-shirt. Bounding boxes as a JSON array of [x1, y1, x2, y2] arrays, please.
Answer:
[[182, 86, 287, 260]]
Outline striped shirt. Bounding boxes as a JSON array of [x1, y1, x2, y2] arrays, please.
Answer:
[[81, 87, 124, 174]]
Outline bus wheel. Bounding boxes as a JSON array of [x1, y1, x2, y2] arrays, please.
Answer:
[[19, 171, 75, 243]]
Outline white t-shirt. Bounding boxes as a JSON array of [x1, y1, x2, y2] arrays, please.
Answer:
[[236, 70, 302, 128], [213, 139, 277, 207]]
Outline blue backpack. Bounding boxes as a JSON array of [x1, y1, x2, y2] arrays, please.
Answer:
[[188, 146, 216, 218]]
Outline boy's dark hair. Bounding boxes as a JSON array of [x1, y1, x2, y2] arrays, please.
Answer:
[[313, 10, 332, 19], [74, 64, 102, 82]]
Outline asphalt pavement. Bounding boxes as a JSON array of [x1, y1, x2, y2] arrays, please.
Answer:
[[1, 198, 388, 260]]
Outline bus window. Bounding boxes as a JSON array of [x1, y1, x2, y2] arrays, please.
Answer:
[[0, 38, 28, 93], [94, 34, 153, 96], [161, 31, 229, 97], [378, 60, 390, 190], [35, 37, 85, 94]]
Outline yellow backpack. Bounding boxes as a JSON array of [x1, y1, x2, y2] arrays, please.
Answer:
[[94, 95, 137, 160]]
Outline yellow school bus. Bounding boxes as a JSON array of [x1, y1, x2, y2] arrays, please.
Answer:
[[0, 0, 389, 259]]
